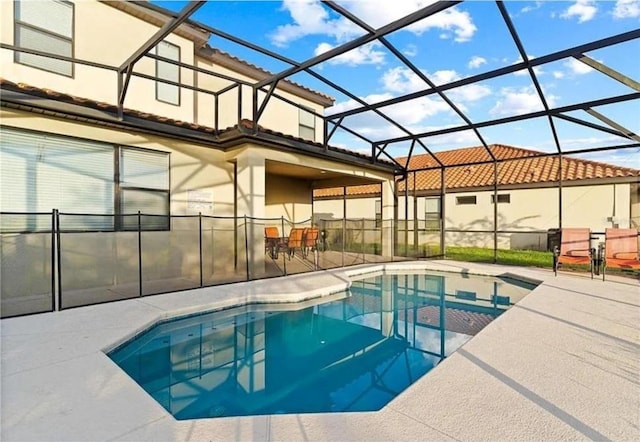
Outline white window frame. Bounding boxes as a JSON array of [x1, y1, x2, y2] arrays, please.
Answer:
[[13, 0, 74, 77]]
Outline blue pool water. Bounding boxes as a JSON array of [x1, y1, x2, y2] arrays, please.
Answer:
[[108, 271, 535, 420]]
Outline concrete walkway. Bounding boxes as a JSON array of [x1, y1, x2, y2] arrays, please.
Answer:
[[1, 261, 638, 441]]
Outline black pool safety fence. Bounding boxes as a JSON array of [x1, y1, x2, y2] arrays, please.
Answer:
[[3, 210, 630, 319], [0, 211, 400, 319]]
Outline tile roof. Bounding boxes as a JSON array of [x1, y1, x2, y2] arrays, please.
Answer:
[[199, 46, 334, 106], [0, 78, 390, 167], [0, 78, 217, 133], [314, 144, 640, 198]]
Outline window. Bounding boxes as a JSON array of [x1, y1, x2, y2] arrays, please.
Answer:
[[425, 197, 441, 230], [119, 148, 170, 230], [155, 41, 180, 105], [491, 194, 511, 204], [375, 199, 382, 227], [14, 0, 74, 76], [299, 108, 315, 141], [0, 127, 170, 232], [456, 195, 476, 205]]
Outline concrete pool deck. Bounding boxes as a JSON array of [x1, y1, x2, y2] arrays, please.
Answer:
[[1, 261, 638, 441]]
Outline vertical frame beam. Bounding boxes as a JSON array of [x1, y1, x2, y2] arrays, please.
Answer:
[[440, 168, 446, 258]]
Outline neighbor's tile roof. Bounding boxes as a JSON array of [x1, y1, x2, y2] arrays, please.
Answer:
[[314, 144, 640, 198], [350, 292, 496, 336], [0, 78, 390, 166]]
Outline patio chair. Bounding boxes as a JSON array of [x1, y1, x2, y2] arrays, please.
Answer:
[[278, 227, 305, 259], [265, 227, 281, 259], [302, 227, 320, 258], [602, 228, 640, 281], [553, 228, 594, 278]]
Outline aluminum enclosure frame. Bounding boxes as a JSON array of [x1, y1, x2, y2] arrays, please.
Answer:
[[2, 0, 639, 263]]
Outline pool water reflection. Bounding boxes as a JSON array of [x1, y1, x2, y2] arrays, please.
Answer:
[[108, 271, 535, 420]]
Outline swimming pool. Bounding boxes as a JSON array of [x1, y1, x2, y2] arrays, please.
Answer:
[[108, 270, 535, 420]]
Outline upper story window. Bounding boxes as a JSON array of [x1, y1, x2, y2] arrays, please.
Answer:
[[155, 41, 180, 105], [299, 107, 315, 141], [14, 0, 74, 77]]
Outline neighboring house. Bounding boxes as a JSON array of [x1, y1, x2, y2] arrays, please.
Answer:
[[0, 0, 397, 286], [314, 144, 640, 251]]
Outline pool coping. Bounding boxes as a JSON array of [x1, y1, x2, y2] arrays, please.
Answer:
[[1, 260, 639, 441]]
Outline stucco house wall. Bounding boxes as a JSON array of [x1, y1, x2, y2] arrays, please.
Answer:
[[0, 0, 199, 122], [315, 182, 636, 251], [0, 0, 329, 142]]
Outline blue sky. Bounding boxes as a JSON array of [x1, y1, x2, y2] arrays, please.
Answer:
[[156, 1, 640, 169]]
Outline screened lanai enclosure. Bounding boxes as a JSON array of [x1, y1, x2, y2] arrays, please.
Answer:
[[1, 0, 639, 318]]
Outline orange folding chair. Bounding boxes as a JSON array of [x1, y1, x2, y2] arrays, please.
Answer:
[[302, 227, 319, 258], [279, 228, 305, 259], [553, 228, 594, 278], [602, 228, 640, 280], [264, 227, 280, 259]]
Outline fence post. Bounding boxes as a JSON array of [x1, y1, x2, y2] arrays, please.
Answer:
[[54, 209, 61, 311], [199, 212, 203, 287], [342, 218, 346, 267], [361, 218, 365, 263], [281, 216, 287, 276], [244, 215, 250, 281], [138, 211, 142, 297]]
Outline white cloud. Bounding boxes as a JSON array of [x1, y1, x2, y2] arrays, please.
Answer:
[[325, 66, 494, 141], [403, 44, 418, 57], [343, 1, 477, 42], [314, 42, 386, 66], [612, 0, 640, 19], [271, 0, 477, 47], [381, 66, 429, 93], [270, 0, 359, 47], [468, 56, 487, 69], [453, 83, 492, 102], [585, 148, 640, 169], [380, 67, 491, 102], [490, 86, 557, 116], [326, 66, 492, 140], [521, 1, 543, 14], [553, 71, 565, 79], [560, 0, 598, 23], [564, 57, 596, 75]]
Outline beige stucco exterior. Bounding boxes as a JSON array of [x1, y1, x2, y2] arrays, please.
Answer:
[[195, 59, 325, 141], [315, 183, 637, 251], [265, 175, 312, 223], [0, 1, 197, 122], [0, 0, 329, 142], [1, 104, 395, 295]]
